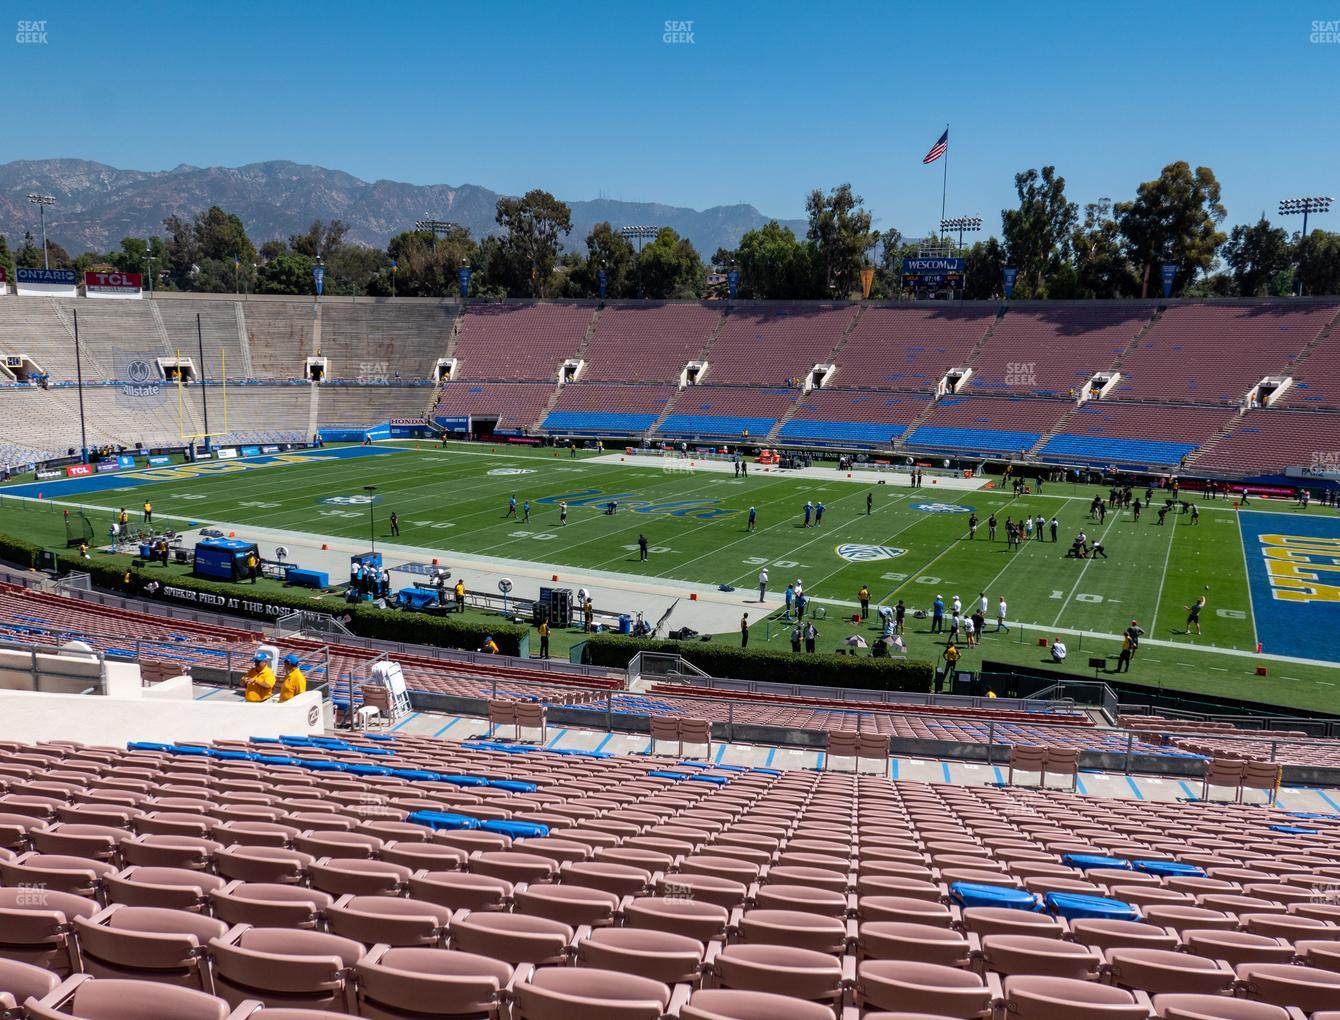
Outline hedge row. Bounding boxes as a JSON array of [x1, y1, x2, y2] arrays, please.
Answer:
[[0, 534, 42, 570], [582, 633, 934, 693], [34, 546, 528, 657]]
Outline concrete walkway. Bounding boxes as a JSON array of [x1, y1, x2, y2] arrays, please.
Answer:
[[191, 682, 1340, 813]]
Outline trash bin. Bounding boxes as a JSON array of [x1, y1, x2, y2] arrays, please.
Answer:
[[619, 614, 633, 635]]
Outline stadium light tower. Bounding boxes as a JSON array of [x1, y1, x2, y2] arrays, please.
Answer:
[[416, 219, 462, 239], [617, 225, 662, 255], [1278, 196, 1333, 238], [1279, 197, 1333, 295], [27, 194, 56, 270], [940, 215, 982, 250]]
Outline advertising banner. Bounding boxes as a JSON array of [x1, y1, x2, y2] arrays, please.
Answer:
[[84, 271, 143, 299], [17, 268, 78, 297], [66, 463, 93, 477]]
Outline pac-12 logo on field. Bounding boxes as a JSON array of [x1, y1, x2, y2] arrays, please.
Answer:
[[913, 503, 974, 514], [489, 468, 535, 476], [321, 494, 380, 505], [837, 544, 907, 562]]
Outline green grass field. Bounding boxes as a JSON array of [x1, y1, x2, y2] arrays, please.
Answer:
[[3, 440, 1337, 711]]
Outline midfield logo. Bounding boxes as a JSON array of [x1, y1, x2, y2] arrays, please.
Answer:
[[837, 544, 907, 562]]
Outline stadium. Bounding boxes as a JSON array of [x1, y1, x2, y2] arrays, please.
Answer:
[[2, 6, 1340, 1019]]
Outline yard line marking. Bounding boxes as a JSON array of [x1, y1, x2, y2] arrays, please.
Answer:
[[1236, 514, 1260, 650], [1148, 513, 1179, 637], [1051, 503, 1124, 629]]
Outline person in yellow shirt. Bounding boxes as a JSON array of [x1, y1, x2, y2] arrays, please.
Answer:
[[142, 501, 153, 524], [481, 635, 499, 654], [858, 585, 871, 620], [242, 651, 276, 702], [276, 653, 306, 702], [454, 579, 466, 614]]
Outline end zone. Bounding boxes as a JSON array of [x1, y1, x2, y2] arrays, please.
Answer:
[[4, 445, 415, 501]]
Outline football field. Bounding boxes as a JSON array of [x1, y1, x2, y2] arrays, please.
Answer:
[[3, 441, 1338, 711]]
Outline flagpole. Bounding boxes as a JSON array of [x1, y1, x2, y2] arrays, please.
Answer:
[[940, 123, 949, 226]]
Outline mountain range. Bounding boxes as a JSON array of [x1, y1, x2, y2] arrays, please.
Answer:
[[0, 158, 810, 259]]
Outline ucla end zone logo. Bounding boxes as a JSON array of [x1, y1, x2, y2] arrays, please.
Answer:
[[489, 467, 535, 476], [837, 544, 907, 562], [914, 503, 975, 514]]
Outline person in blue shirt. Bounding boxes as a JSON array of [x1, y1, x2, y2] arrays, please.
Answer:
[[932, 594, 945, 633], [802, 501, 812, 528], [784, 582, 795, 620], [522, 500, 531, 523], [815, 502, 825, 526], [747, 506, 757, 532], [506, 495, 517, 518]]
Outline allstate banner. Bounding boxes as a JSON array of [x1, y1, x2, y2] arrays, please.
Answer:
[[1003, 267, 1019, 299], [458, 266, 472, 298], [241, 446, 261, 457], [727, 270, 740, 299], [113, 349, 166, 408], [84, 271, 143, 300], [1161, 263, 1177, 298], [117, 454, 137, 468], [313, 264, 326, 296], [16, 267, 78, 297]]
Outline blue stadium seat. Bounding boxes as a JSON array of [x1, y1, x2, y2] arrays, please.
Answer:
[[779, 420, 908, 445], [906, 426, 1042, 453]]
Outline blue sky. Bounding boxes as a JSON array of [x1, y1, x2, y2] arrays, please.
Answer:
[[8, 0, 1338, 240]]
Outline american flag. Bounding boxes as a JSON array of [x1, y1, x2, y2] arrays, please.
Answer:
[[922, 128, 949, 164]]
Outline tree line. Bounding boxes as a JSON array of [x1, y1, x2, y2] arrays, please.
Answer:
[[3, 162, 1338, 299]]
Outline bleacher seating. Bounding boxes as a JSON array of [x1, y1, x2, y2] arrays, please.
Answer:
[[0, 296, 96, 381], [452, 303, 594, 380], [836, 306, 996, 391], [906, 396, 1071, 455], [0, 730, 1337, 1019], [1, 294, 1339, 476], [1114, 302, 1340, 403], [705, 305, 856, 385], [157, 296, 250, 378], [1041, 402, 1239, 466], [242, 300, 315, 379], [658, 386, 798, 439], [1284, 323, 1340, 408], [317, 385, 432, 427], [780, 389, 930, 446], [432, 382, 556, 433], [968, 304, 1155, 396], [317, 300, 455, 382], [581, 304, 720, 383], [1194, 408, 1340, 474], [542, 383, 677, 434]]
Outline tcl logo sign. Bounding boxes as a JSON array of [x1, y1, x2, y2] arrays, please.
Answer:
[[84, 272, 143, 289], [66, 464, 93, 477]]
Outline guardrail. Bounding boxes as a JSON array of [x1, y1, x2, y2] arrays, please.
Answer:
[[0, 636, 107, 695]]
